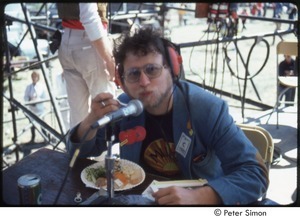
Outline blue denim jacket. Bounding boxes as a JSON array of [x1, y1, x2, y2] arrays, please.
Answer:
[[67, 80, 269, 205]]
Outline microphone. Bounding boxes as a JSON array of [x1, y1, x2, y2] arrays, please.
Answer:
[[119, 126, 146, 147], [91, 99, 143, 129]]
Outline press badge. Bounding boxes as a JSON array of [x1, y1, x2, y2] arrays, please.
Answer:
[[176, 133, 191, 158]]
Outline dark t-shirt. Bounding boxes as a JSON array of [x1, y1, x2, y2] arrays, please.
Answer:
[[279, 58, 295, 76], [139, 109, 182, 179]]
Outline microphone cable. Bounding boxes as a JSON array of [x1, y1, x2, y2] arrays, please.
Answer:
[[53, 126, 93, 205]]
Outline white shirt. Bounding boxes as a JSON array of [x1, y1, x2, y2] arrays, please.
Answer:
[[79, 3, 107, 41], [24, 82, 47, 116]]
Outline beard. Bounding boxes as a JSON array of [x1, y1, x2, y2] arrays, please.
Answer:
[[141, 82, 174, 114]]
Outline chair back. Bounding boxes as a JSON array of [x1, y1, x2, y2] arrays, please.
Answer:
[[237, 124, 274, 168], [237, 124, 275, 200], [277, 41, 298, 56]]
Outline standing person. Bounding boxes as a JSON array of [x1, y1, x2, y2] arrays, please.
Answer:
[[24, 71, 48, 143], [273, 3, 283, 29], [256, 2, 264, 17], [229, 3, 239, 36], [250, 3, 257, 16], [178, 3, 187, 26], [272, 3, 283, 45], [57, 3, 116, 128], [288, 4, 298, 30], [67, 27, 270, 205], [278, 55, 297, 106], [240, 8, 248, 31]]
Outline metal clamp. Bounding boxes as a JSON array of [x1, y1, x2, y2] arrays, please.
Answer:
[[74, 192, 82, 203]]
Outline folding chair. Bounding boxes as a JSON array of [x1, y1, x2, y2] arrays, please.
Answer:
[[237, 123, 274, 199], [272, 41, 298, 128]]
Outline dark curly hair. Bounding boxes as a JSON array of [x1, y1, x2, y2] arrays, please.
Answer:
[[113, 27, 168, 79]]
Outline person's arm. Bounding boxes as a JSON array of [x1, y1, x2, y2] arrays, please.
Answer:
[[152, 185, 222, 205], [278, 61, 285, 76], [24, 85, 30, 101], [79, 3, 115, 81], [90, 38, 115, 81], [185, 88, 268, 205], [203, 100, 269, 205], [294, 58, 298, 76], [40, 84, 48, 100]]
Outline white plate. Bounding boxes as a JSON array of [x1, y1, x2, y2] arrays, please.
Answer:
[[81, 159, 145, 191]]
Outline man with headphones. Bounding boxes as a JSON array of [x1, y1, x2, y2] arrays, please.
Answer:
[[67, 28, 269, 205]]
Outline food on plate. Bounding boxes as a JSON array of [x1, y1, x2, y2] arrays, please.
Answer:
[[95, 177, 107, 187], [86, 166, 106, 183], [129, 169, 143, 185], [114, 171, 129, 186], [84, 159, 144, 189]]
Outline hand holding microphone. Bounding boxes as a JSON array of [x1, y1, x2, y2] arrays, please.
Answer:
[[119, 126, 146, 147], [91, 99, 144, 129]]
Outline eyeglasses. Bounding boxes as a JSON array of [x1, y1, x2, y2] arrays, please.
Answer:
[[122, 63, 166, 83]]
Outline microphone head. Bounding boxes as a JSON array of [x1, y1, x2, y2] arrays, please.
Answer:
[[128, 99, 144, 116]]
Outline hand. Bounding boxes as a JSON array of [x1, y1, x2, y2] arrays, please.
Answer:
[[91, 37, 116, 81], [284, 70, 293, 76], [152, 186, 222, 205], [152, 186, 194, 205], [105, 58, 116, 81], [88, 92, 120, 124], [75, 92, 120, 142]]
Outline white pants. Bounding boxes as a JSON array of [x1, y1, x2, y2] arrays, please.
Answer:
[[58, 28, 116, 128]]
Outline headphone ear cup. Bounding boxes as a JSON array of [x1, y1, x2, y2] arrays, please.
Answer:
[[115, 67, 123, 90], [167, 46, 182, 78]]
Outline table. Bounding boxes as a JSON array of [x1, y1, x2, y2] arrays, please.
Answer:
[[2, 148, 163, 205], [278, 76, 298, 87]]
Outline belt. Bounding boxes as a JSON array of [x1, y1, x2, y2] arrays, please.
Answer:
[[63, 27, 87, 37]]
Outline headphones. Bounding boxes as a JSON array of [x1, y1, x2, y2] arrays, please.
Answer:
[[160, 38, 183, 80], [114, 38, 183, 88], [114, 64, 123, 89]]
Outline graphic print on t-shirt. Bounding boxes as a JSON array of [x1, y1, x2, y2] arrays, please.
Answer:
[[143, 138, 179, 176]]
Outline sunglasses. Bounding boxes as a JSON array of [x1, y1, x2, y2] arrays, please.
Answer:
[[122, 63, 166, 83]]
